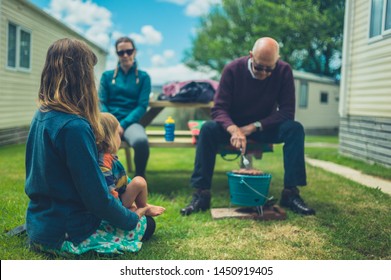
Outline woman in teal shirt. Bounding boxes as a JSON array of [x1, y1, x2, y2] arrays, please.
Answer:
[[25, 38, 155, 255], [99, 37, 151, 178]]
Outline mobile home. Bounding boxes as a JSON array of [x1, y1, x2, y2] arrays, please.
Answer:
[[0, 0, 107, 146], [339, 0, 391, 167]]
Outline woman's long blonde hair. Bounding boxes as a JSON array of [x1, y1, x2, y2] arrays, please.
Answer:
[[97, 112, 120, 154], [38, 38, 103, 142]]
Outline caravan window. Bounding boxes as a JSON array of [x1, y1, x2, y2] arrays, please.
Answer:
[[369, 0, 391, 39], [7, 22, 32, 71], [320, 92, 329, 104], [299, 82, 308, 108], [386, 0, 391, 30]]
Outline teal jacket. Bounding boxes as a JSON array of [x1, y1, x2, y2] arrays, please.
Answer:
[[98, 63, 151, 129], [25, 110, 139, 249]]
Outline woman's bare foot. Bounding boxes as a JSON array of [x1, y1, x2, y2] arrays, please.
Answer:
[[145, 204, 165, 217]]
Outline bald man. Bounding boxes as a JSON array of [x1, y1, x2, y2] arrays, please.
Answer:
[[181, 37, 315, 216]]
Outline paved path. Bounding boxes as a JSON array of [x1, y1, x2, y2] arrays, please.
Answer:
[[306, 157, 391, 196], [305, 143, 339, 148]]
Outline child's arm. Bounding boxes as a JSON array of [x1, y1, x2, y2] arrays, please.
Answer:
[[100, 165, 119, 198]]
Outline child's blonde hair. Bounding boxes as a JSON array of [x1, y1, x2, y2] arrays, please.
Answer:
[[97, 112, 120, 153]]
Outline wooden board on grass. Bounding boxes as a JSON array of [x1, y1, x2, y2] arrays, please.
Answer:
[[211, 205, 286, 221]]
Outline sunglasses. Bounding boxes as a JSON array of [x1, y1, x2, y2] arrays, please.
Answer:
[[117, 49, 135, 57], [252, 60, 276, 73]]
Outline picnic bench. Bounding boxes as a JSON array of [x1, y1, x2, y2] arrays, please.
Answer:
[[121, 129, 198, 172], [120, 100, 273, 172], [121, 101, 212, 172]]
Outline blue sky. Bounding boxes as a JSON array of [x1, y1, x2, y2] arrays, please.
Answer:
[[28, 0, 219, 84]]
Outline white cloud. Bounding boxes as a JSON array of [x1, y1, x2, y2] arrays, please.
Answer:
[[145, 64, 217, 85], [185, 0, 220, 17], [160, 0, 221, 17], [163, 49, 176, 59], [111, 31, 124, 41], [46, 0, 112, 48], [151, 49, 176, 66], [130, 25, 163, 45], [151, 55, 166, 67], [159, 0, 187, 4]]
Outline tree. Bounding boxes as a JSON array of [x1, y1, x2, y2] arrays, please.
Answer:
[[183, 0, 345, 78]]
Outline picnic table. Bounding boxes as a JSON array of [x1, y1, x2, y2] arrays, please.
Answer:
[[140, 100, 213, 127], [121, 100, 213, 171], [120, 100, 273, 173]]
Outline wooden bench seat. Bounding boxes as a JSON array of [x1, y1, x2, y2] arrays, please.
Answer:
[[120, 130, 195, 172], [120, 129, 273, 173], [146, 130, 192, 137]]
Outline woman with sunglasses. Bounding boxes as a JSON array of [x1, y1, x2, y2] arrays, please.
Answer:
[[99, 37, 151, 178]]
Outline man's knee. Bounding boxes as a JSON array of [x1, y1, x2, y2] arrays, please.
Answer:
[[283, 120, 304, 135], [201, 120, 219, 131], [199, 120, 220, 137], [276, 120, 305, 144]]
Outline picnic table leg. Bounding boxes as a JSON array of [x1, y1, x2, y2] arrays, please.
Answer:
[[140, 107, 164, 127], [124, 147, 132, 173]]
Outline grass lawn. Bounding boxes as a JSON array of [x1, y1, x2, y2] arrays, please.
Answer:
[[0, 139, 390, 260]]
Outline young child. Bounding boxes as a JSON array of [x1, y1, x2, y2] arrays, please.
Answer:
[[97, 112, 165, 217]]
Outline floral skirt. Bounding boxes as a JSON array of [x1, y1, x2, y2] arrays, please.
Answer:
[[31, 216, 147, 256]]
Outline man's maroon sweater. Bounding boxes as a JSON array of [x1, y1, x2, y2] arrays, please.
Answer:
[[211, 56, 296, 131]]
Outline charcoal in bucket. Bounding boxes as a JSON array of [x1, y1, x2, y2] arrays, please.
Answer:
[[227, 172, 272, 207]]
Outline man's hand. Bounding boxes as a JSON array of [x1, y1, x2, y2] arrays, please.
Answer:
[[239, 123, 257, 136], [227, 125, 247, 153]]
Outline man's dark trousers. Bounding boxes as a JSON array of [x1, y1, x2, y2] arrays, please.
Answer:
[[190, 120, 307, 189]]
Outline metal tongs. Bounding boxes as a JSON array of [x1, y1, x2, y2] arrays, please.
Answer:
[[240, 148, 250, 169]]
